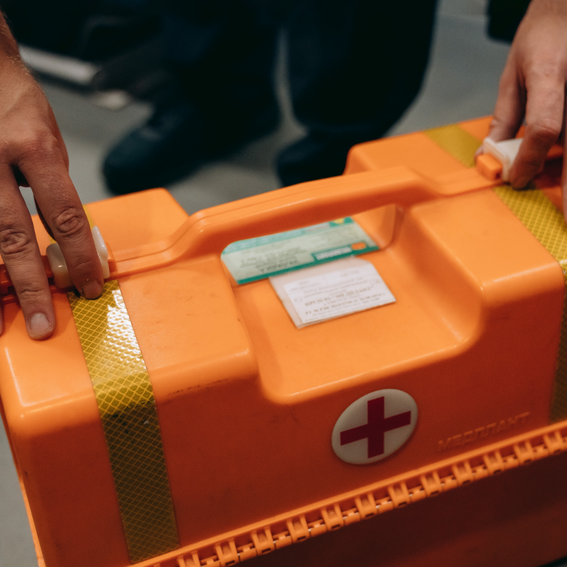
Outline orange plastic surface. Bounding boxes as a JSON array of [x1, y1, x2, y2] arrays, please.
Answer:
[[1, 117, 567, 567], [246, 445, 567, 567]]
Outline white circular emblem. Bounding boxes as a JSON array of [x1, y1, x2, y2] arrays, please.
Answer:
[[332, 389, 418, 465]]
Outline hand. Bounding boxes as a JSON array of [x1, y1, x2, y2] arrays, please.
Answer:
[[0, 15, 103, 339], [489, 0, 567, 216]]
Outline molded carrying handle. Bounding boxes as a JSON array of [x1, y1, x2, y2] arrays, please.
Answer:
[[183, 168, 439, 257], [112, 168, 440, 277]]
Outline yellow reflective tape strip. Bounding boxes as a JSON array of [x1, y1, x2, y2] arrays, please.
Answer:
[[424, 124, 482, 168], [426, 123, 567, 422], [68, 280, 179, 562]]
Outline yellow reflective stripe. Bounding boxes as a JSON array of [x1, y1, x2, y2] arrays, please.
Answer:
[[424, 124, 482, 168], [68, 280, 179, 562], [426, 123, 567, 422]]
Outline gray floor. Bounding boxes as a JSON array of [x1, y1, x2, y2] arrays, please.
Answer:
[[2, 3, 565, 567]]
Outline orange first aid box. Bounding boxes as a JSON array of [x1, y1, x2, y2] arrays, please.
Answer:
[[2, 117, 567, 567]]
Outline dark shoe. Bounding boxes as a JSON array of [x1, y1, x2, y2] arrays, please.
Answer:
[[276, 133, 354, 187], [103, 96, 279, 194]]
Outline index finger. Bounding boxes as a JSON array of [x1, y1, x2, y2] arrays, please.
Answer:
[[509, 70, 564, 188], [489, 60, 526, 143], [18, 136, 103, 298]]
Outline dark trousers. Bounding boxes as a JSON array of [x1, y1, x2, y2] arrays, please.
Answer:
[[162, 0, 438, 184]]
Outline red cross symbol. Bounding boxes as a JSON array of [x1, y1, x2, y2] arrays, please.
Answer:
[[340, 396, 412, 459]]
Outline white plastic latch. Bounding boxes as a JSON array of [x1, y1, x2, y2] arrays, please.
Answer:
[[482, 137, 523, 182], [46, 226, 110, 290]]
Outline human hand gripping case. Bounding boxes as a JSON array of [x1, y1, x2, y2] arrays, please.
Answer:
[[2, 117, 567, 567]]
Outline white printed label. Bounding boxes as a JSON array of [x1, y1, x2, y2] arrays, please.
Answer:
[[275, 259, 395, 326]]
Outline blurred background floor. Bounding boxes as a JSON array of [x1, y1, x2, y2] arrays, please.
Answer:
[[3, 1, 566, 566]]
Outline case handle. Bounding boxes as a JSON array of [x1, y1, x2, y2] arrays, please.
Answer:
[[183, 168, 439, 257], [112, 168, 440, 277]]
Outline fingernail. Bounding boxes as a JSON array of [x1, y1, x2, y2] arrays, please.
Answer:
[[29, 313, 52, 339], [82, 280, 103, 299]]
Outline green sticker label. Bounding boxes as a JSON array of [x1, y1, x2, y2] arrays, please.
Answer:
[[221, 218, 379, 284]]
